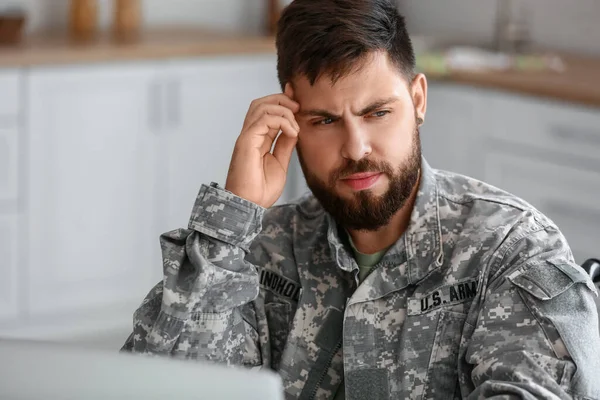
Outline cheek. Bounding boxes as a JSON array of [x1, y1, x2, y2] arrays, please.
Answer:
[[370, 119, 413, 156], [382, 111, 415, 143], [298, 126, 339, 155], [297, 132, 341, 177]]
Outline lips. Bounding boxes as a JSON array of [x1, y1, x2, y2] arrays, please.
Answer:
[[341, 172, 382, 191]]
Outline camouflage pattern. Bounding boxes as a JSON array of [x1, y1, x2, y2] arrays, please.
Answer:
[[122, 159, 600, 400]]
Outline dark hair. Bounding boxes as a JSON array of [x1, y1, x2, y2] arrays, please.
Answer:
[[276, 0, 416, 90]]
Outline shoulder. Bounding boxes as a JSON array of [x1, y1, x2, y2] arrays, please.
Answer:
[[434, 168, 562, 241], [434, 168, 544, 223], [432, 168, 576, 279]]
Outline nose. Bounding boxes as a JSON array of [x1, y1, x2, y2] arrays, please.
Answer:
[[340, 119, 372, 161]]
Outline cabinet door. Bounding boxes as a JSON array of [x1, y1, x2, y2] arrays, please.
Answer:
[[26, 64, 166, 317], [485, 152, 600, 265], [487, 90, 600, 162], [164, 55, 287, 228], [0, 127, 18, 203], [420, 83, 485, 180], [0, 214, 19, 324]]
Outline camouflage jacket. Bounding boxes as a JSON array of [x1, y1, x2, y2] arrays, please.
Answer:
[[122, 158, 600, 400]]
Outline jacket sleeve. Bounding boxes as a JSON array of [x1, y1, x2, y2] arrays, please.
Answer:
[[466, 223, 600, 400], [121, 182, 271, 368]]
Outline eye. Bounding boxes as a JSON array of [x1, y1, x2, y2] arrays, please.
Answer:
[[314, 117, 335, 126], [371, 110, 390, 118]]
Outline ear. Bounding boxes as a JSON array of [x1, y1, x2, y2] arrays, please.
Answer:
[[284, 82, 294, 99], [410, 73, 427, 125]]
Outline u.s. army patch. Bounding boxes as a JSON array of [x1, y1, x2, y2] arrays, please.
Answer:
[[408, 276, 480, 315], [258, 267, 302, 302]]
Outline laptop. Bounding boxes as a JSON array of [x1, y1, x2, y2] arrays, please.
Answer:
[[0, 338, 284, 400]]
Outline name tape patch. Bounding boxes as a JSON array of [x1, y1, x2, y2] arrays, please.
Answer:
[[258, 268, 301, 302], [408, 276, 479, 315]]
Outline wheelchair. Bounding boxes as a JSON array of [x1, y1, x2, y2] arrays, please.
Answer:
[[583, 258, 600, 284], [582, 259, 600, 327]]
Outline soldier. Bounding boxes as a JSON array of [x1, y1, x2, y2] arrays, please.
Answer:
[[122, 0, 600, 399]]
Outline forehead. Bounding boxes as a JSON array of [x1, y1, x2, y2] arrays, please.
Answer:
[[292, 51, 411, 109]]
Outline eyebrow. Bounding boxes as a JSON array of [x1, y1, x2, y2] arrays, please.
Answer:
[[297, 96, 400, 119]]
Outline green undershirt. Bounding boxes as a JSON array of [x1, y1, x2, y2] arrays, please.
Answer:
[[348, 238, 388, 283], [334, 234, 390, 400]]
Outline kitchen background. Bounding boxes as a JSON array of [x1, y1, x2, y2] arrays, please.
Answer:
[[0, 0, 598, 350]]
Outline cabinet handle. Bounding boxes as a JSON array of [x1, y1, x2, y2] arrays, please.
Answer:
[[148, 81, 163, 132], [166, 78, 181, 129], [549, 125, 600, 148]]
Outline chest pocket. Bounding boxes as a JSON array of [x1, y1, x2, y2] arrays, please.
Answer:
[[405, 277, 478, 399], [264, 301, 295, 370], [401, 308, 467, 399], [423, 310, 467, 399], [258, 266, 302, 369]]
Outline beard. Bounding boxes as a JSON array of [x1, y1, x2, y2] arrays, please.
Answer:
[[297, 125, 422, 232]]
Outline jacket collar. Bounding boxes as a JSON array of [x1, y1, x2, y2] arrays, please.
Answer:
[[404, 157, 445, 284]]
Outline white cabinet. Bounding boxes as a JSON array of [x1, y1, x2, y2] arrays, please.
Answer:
[[163, 55, 293, 228], [487, 91, 600, 162], [0, 70, 22, 328], [420, 83, 486, 180], [0, 215, 19, 324], [6, 56, 292, 342], [0, 55, 300, 343], [25, 64, 166, 318]]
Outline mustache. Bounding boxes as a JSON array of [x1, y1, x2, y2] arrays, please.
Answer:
[[331, 158, 395, 183]]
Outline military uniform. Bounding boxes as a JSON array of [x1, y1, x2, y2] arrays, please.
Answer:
[[122, 158, 600, 400]]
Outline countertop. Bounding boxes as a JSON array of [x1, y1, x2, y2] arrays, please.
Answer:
[[0, 28, 276, 67], [424, 52, 600, 109], [0, 28, 599, 108]]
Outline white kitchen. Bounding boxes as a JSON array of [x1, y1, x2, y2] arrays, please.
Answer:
[[0, 0, 598, 383]]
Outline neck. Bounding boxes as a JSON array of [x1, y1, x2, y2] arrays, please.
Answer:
[[346, 171, 421, 254]]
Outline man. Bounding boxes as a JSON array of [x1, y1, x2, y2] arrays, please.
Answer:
[[122, 0, 600, 399]]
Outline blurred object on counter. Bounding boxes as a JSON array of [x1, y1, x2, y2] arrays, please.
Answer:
[[417, 46, 566, 76], [69, 0, 98, 42], [267, 0, 280, 36], [0, 6, 26, 46], [113, 0, 142, 42], [494, 0, 533, 54]]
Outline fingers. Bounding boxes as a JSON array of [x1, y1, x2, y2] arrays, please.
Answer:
[[239, 83, 300, 156], [244, 93, 299, 127], [272, 131, 298, 171], [274, 84, 299, 168], [245, 104, 300, 133], [245, 114, 299, 154]]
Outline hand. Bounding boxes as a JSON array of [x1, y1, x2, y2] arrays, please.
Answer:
[[225, 84, 300, 208]]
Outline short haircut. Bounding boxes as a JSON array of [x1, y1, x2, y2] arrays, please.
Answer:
[[276, 0, 416, 90]]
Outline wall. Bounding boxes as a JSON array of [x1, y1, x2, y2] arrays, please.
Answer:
[[7, 0, 599, 56], [398, 0, 600, 56], [3, 0, 267, 35]]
